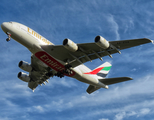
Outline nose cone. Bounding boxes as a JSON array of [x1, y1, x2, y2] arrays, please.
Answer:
[[1, 22, 11, 33], [1, 22, 7, 32]]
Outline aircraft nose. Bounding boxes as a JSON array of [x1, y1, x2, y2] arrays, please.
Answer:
[[1, 22, 8, 32], [1, 22, 11, 32]]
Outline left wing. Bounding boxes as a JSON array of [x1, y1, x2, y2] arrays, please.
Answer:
[[41, 38, 152, 68]]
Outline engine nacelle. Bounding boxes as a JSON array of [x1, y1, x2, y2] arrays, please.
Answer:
[[95, 36, 110, 49], [18, 72, 30, 82], [63, 38, 78, 52], [18, 61, 32, 72]]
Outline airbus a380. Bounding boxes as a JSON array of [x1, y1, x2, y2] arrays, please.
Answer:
[[1, 22, 152, 94]]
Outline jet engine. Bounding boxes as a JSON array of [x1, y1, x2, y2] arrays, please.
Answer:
[[63, 38, 78, 52], [95, 36, 110, 49], [18, 61, 32, 72], [18, 72, 30, 82]]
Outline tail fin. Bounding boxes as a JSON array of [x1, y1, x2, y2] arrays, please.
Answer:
[[84, 62, 112, 79]]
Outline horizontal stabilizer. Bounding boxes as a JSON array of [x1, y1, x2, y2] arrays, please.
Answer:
[[86, 77, 133, 94], [99, 77, 133, 85], [86, 85, 101, 94]]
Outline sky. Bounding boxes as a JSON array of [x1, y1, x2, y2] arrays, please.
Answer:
[[0, 0, 154, 120]]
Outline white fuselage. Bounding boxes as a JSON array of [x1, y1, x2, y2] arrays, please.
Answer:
[[1, 22, 107, 88]]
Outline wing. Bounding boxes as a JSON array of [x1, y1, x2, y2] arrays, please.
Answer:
[[41, 38, 152, 68], [99, 77, 133, 85], [86, 85, 101, 94], [87, 77, 133, 94], [27, 55, 55, 91]]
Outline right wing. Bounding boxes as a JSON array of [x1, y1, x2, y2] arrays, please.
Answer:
[[41, 38, 152, 68], [87, 77, 133, 94]]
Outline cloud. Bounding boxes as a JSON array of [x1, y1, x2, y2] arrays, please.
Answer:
[[48, 77, 77, 88], [32, 105, 45, 113], [23, 73, 154, 119], [139, 108, 151, 116], [0, 117, 9, 120], [106, 14, 120, 40], [113, 108, 151, 120], [114, 112, 126, 120], [99, 118, 109, 120]]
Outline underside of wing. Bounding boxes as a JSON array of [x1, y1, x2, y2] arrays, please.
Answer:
[[41, 38, 152, 68], [99, 77, 133, 85], [110, 38, 152, 50], [18, 54, 55, 91], [29, 55, 56, 90]]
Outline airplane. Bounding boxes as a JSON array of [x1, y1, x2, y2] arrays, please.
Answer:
[[1, 21, 152, 94]]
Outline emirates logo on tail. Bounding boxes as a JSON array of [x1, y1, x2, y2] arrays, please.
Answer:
[[84, 66, 111, 75]]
